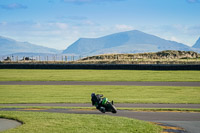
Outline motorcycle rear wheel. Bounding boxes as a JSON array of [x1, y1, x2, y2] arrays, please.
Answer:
[[100, 107, 106, 113]]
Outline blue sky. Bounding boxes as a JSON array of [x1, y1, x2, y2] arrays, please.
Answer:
[[0, 0, 200, 50]]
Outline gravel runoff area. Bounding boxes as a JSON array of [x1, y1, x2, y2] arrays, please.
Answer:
[[0, 81, 200, 86]]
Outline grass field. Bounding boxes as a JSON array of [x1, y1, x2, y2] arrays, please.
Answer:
[[0, 69, 200, 81], [0, 85, 200, 104], [0, 69, 198, 133], [0, 111, 161, 133]]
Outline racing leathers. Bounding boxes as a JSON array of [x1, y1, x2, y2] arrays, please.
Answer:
[[91, 93, 103, 109]]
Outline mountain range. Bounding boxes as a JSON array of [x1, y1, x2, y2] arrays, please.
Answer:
[[0, 30, 200, 56], [63, 30, 200, 56], [193, 37, 200, 48], [0, 36, 61, 56]]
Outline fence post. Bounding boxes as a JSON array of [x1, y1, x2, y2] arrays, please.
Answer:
[[11, 55, 13, 62], [65, 56, 67, 62]]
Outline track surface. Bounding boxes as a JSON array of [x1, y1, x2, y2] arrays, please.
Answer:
[[0, 81, 200, 86], [0, 118, 21, 132], [1, 104, 200, 121], [1, 103, 200, 133], [1, 103, 200, 109], [1, 81, 200, 132]]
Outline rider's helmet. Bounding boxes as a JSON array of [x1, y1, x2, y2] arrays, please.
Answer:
[[91, 93, 95, 97]]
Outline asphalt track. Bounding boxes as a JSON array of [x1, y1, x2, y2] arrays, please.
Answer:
[[1, 103, 200, 109], [0, 118, 22, 132], [0, 81, 200, 86], [1, 103, 200, 122], [0, 81, 200, 132], [1, 103, 200, 133]]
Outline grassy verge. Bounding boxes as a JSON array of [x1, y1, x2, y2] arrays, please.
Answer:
[[0, 85, 200, 104], [0, 111, 162, 133], [0, 69, 200, 81]]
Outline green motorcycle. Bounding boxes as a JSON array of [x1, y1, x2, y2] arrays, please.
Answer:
[[98, 97, 117, 113]]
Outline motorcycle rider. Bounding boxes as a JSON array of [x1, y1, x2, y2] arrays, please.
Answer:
[[91, 93, 103, 109]]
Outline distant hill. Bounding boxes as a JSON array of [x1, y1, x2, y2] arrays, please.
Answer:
[[76, 50, 200, 64], [63, 30, 195, 56], [0, 36, 61, 55], [82, 50, 199, 60], [193, 37, 200, 48]]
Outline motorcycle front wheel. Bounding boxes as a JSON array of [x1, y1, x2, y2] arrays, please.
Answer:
[[110, 104, 117, 113]]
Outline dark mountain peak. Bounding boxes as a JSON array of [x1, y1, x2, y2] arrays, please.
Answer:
[[0, 36, 17, 43], [77, 38, 85, 40], [127, 29, 145, 34], [75, 30, 145, 40], [125, 30, 154, 36], [0, 36, 8, 39], [193, 37, 200, 48], [103, 30, 145, 37], [63, 30, 193, 56]]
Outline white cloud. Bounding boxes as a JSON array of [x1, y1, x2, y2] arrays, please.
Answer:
[[0, 21, 7, 26], [59, 16, 88, 20], [55, 23, 68, 29], [82, 20, 95, 25], [33, 22, 42, 28], [139, 24, 200, 46], [170, 36, 181, 42], [115, 24, 133, 31], [1, 20, 200, 49]]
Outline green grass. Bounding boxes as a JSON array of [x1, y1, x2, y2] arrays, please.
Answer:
[[0, 69, 200, 81], [0, 85, 200, 104], [0, 111, 162, 133]]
